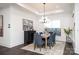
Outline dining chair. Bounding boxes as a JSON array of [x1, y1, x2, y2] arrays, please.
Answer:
[[33, 33, 44, 51], [52, 33, 56, 44], [47, 32, 56, 49], [39, 32, 43, 35]]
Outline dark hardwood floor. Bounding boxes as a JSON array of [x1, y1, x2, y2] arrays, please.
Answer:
[[0, 42, 77, 55], [63, 42, 74, 55], [0, 44, 42, 55]]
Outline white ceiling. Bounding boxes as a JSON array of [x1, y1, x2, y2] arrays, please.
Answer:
[[0, 3, 11, 8], [17, 3, 74, 15], [0, 3, 74, 15]]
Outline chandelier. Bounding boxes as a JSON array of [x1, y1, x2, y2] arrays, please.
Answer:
[[39, 3, 49, 23]]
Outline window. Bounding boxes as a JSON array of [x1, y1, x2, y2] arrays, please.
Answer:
[[44, 20, 61, 36], [44, 20, 60, 28]]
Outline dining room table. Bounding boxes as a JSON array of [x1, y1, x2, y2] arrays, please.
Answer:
[[41, 33, 50, 49]]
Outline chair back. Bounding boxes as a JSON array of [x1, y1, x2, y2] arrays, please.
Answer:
[[39, 32, 43, 35], [48, 32, 56, 43], [52, 33, 56, 42], [33, 33, 44, 45]]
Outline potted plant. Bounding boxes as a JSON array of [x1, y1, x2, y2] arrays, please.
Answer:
[[64, 27, 72, 43]]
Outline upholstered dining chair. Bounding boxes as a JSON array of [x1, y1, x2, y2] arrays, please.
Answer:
[[47, 32, 56, 49], [52, 33, 56, 44], [33, 33, 44, 51], [39, 32, 43, 35]]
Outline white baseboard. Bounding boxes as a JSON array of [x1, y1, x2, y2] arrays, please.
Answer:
[[10, 42, 24, 48]]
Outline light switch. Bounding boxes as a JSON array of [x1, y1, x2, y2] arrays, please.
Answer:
[[8, 24, 10, 28]]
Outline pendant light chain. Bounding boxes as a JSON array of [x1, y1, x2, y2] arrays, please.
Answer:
[[43, 3, 46, 23]]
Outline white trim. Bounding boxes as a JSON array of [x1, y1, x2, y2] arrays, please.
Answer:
[[16, 3, 64, 15], [17, 3, 39, 15]]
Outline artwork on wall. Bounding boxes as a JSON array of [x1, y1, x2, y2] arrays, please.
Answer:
[[23, 19, 33, 31], [0, 15, 3, 37], [45, 28, 61, 36]]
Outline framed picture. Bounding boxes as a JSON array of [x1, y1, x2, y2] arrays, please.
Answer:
[[23, 19, 33, 31], [0, 15, 3, 37]]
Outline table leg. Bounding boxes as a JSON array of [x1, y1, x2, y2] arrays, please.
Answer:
[[45, 38, 47, 49]]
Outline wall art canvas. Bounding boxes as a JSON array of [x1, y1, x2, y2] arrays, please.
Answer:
[[0, 15, 3, 36], [23, 19, 33, 31]]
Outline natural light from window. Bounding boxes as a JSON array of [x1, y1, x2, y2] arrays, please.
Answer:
[[44, 20, 60, 28]]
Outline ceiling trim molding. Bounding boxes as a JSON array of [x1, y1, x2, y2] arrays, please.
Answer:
[[17, 3, 64, 15], [39, 9, 64, 15], [17, 3, 39, 15]]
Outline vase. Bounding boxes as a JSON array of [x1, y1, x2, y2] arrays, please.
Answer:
[[66, 35, 72, 43]]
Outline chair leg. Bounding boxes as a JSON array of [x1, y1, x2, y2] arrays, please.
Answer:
[[40, 46, 41, 51], [49, 46, 51, 49], [34, 44, 36, 50], [54, 41, 56, 44], [52, 43, 54, 47], [49, 44, 51, 49]]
